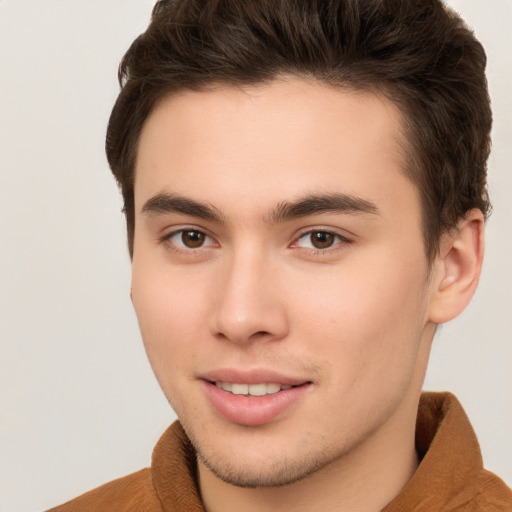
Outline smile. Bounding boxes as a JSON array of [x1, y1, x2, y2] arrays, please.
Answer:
[[205, 379, 312, 425], [215, 382, 293, 396]]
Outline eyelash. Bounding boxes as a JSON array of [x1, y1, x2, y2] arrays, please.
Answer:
[[159, 228, 351, 255], [292, 229, 351, 254], [160, 228, 218, 252]]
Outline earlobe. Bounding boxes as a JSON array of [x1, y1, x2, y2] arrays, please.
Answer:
[[428, 209, 485, 325]]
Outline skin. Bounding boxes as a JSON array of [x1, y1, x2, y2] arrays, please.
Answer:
[[131, 78, 484, 512]]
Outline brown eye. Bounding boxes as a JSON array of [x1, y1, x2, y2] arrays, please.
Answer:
[[165, 229, 217, 252], [310, 231, 336, 249], [181, 230, 206, 248], [294, 230, 345, 251]]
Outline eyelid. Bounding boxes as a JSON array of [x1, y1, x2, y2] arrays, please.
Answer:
[[160, 225, 220, 250], [292, 225, 352, 241], [290, 227, 352, 251]]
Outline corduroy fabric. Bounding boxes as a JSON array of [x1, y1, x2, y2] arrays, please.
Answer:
[[48, 392, 512, 511], [382, 392, 512, 511]]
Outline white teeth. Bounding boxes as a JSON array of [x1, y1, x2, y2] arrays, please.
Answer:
[[265, 383, 281, 394], [231, 383, 249, 395], [215, 382, 292, 396], [248, 383, 267, 396], [219, 382, 233, 392]]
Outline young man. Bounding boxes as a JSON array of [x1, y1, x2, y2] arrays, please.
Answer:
[[49, 0, 512, 510]]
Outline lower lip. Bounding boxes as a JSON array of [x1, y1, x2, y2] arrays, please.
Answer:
[[202, 381, 311, 426]]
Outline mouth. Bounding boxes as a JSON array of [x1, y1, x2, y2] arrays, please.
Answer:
[[214, 382, 295, 396], [203, 377, 312, 426]]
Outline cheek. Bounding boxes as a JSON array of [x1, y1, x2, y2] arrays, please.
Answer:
[[131, 262, 210, 382], [132, 249, 211, 328], [295, 256, 429, 387]]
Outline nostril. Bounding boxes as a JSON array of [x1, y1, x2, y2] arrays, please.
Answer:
[[251, 330, 271, 339]]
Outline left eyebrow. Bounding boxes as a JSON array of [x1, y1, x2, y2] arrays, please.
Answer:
[[141, 193, 224, 222], [267, 193, 379, 224]]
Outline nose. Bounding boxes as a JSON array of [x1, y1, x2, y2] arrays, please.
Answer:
[[211, 250, 289, 344]]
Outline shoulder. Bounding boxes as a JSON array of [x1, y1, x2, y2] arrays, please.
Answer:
[[460, 470, 512, 511], [384, 393, 512, 511], [45, 421, 201, 512], [46, 468, 164, 512]]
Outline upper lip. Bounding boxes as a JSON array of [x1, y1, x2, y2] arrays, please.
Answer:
[[200, 368, 311, 386]]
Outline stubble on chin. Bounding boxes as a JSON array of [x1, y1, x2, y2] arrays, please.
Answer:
[[196, 447, 327, 489], [188, 424, 332, 489]]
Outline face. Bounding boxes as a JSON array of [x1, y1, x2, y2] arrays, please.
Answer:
[[131, 78, 438, 488]]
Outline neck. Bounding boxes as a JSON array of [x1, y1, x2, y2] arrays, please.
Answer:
[[198, 394, 421, 512]]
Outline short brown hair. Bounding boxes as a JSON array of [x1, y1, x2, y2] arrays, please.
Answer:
[[106, 0, 492, 260]]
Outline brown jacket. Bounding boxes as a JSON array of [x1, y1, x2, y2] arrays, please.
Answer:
[[48, 392, 512, 511]]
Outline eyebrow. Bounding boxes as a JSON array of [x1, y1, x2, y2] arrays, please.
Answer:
[[141, 193, 224, 222], [141, 191, 379, 224], [267, 193, 379, 224]]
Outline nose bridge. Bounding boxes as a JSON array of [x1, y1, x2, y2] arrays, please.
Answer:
[[212, 244, 288, 343]]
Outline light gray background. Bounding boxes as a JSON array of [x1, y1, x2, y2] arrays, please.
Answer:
[[0, 1, 510, 511]]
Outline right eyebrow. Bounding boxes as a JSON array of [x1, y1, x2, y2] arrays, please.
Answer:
[[267, 192, 379, 224], [141, 193, 224, 222]]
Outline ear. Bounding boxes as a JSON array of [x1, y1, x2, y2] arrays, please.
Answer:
[[428, 209, 485, 324]]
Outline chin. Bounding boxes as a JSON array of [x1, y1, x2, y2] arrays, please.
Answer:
[[184, 417, 344, 489], [197, 447, 328, 488]]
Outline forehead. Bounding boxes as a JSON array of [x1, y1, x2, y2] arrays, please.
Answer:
[[134, 78, 417, 221]]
